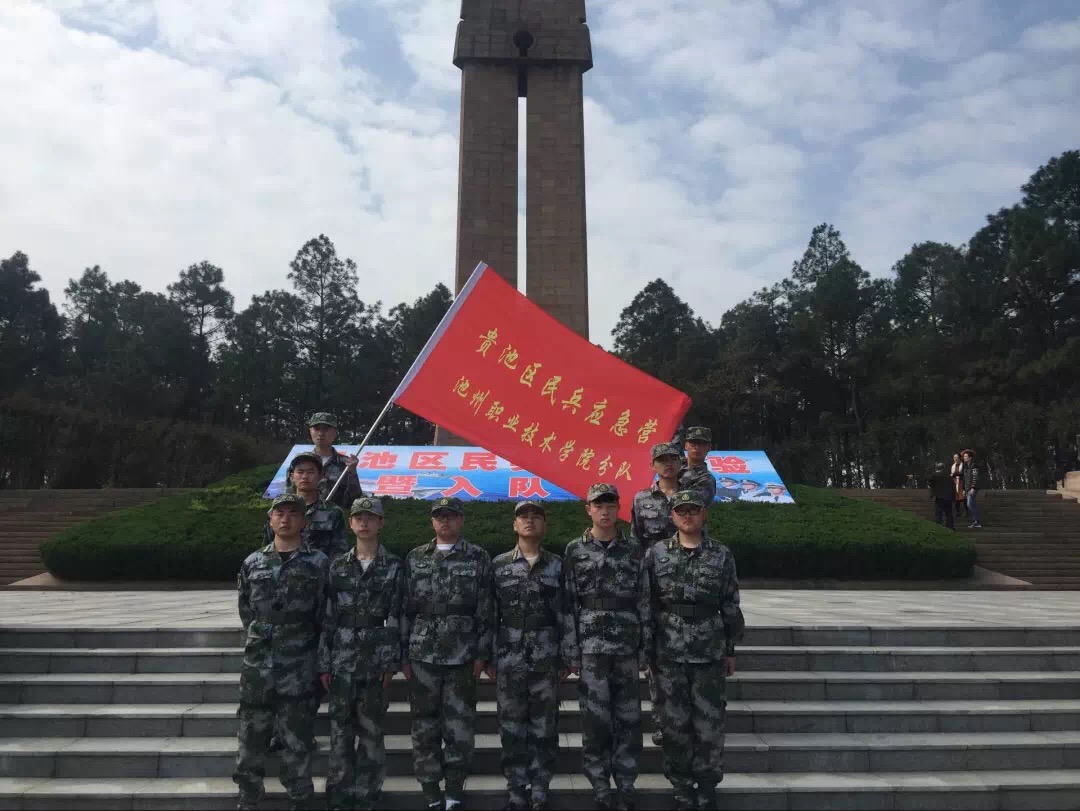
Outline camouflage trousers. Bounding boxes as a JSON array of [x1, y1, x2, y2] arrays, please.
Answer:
[[409, 661, 477, 790], [579, 654, 642, 802], [233, 697, 316, 804], [655, 660, 727, 797], [497, 667, 559, 804], [326, 673, 388, 810], [646, 666, 662, 733]]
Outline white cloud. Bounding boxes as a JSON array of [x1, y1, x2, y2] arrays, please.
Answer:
[[1, 0, 1078, 354]]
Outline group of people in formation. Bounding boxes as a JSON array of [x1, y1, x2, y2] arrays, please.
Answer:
[[235, 413, 744, 811]]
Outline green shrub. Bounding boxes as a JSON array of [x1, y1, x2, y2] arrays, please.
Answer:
[[41, 472, 975, 581]]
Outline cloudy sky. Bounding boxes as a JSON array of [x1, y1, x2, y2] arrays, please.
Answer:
[[2, 1, 1078, 345]]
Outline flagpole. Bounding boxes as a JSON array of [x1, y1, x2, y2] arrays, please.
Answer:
[[324, 261, 491, 505], [324, 397, 394, 505]]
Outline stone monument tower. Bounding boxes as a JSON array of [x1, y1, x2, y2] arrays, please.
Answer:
[[452, 0, 592, 338]]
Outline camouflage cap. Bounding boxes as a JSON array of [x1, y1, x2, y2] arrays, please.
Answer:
[[349, 496, 384, 517], [685, 426, 712, 442], [307, 412, 338, 428], [431, 496, 465, 514], [514, 499, 546, 516], [288, 451, 324, 472], [651, 441, 682, 461], [586, 482, 620, 502], [270, 493, 307, 512], [672, 489, 706, 509]]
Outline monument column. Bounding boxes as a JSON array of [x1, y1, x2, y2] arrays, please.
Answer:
[[456, 63, 519, 292], [526, 65, 589, 338], [437, 0, 592, 444]]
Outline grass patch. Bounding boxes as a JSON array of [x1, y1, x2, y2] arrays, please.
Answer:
[[40, 468, 974, 581]]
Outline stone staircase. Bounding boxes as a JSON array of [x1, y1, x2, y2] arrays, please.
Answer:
[[1, 625, 1079, 809], [0, 490, 190, 586], [843, 489, 1080, 590]]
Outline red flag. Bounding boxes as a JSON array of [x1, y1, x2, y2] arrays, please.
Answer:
[[392, 263, 692, 520]]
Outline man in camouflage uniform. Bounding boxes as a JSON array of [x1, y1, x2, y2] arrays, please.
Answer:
[[403, 496, 493, 811], [677, 427, 717, 505], [630, 442, 682, 747], [646, 490, 744, 811], [299, 412, 363, 510], [234, 494, 329, 811], [491, 500, 571, 811], [318, 496, 406, 810], [563, 483, 651, 811], [265, 452, 351, 560]]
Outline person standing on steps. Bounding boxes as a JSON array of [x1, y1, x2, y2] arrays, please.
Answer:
[[677, 427, 717, 506], [563, 483, 652, 811], [929, 461, 956, 530], [403, 496, 493, 811], [317, 496, 405, 810], [951, 453, 968, 520], [962, 449, 983, 528], [630, 442, 682, 749], [301, 412, 363, 510], [647, 490, 743, 811], [265, 452, 351, 560], [234, 494, 329, 811], [491, 500, 571, 811]]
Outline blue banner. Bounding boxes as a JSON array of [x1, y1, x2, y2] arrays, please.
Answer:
[[264, 446, 794, 504]]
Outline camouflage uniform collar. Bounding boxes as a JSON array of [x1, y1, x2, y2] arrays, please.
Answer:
[[666, 531, 713, 551], [346, 543, 386, 562], [425, 536, 468, 555], [512, 544, 550, 562], [264, 539, 314, 557], [650, 480, 677, 499], [584, 528, 626, 547]]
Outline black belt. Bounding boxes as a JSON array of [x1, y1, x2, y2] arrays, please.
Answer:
[[662, 602, 719, 621], [338, 615, 386, 629], [502, 614, 557, 630], [581, 596, 637, 611], [256, 610, 314, 625], [414, 602, 475, 617]]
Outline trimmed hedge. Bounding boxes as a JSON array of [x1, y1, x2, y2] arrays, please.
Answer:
[[41, 467, 975, 581]]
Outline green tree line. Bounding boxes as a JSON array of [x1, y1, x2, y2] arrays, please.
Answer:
[[613, 150, 1080, 488], [2, 150, 1077, 489]]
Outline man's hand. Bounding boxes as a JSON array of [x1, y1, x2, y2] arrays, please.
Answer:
[[561, 666, 579, 682], [725, 656, 736, 677], [484, 664, 497, 681], [319, 673, 331, 693], [473, 660, 487, 680], [402, 663, 413, 682], [346, 453, 359, 469], [382, 672, 394, 690]]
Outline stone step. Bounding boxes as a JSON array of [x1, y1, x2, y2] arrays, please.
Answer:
[[4, 732, 1080, 779], [2, 671, 1078, 705], [4, 698, 1080, 738], [3, 771, 1080, 811], [6, 625, 1080, 649], [5, 645, 1080, 675]]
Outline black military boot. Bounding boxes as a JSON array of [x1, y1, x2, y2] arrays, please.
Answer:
[[696, 783, 719, 810], [444, 780, 466, 811], [421, 781, 444, 810]]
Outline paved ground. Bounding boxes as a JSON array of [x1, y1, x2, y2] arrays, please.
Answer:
[[1, 590, 1077, 629]]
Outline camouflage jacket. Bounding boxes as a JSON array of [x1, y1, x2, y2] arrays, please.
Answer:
[[678, 463, 718, 504], [492, 546, 571, 673], [403, 538, 493, 666], [562, 529, 651, 667], [263, 498, 351, 560], [630, 483, 678, 544], [646, 533, 744, 662], [237, 541, 329, 700], [317, 545, 406, 677]]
